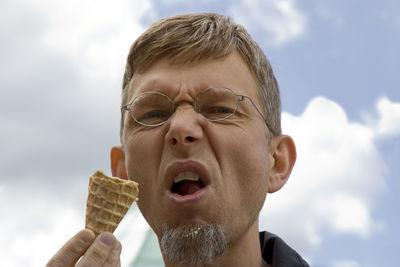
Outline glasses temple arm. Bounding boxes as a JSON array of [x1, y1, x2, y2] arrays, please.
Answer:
[[243, 96, 273, 133]]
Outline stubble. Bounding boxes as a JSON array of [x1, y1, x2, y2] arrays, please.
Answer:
[[160, 223, 227, 265]]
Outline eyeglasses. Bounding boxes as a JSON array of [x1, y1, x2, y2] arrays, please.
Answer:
[[121, 86, 270, 130]]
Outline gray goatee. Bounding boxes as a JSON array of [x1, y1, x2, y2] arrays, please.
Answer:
[[160, 224, 227, 265]]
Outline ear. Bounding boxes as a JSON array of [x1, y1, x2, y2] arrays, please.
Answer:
[[110, 145, 128, 180], [268, 135, 296, 193]]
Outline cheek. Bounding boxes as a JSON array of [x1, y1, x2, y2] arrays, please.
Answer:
[[124, 136, 166, 231], [124, 130, 163, 175], [214, 127, 271, 203], [232, 144, 270, 197], [213, 132, 270, 237], [124, 131, 164, 204]]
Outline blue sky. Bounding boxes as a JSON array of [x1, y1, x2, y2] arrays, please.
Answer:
[[0, 0, 399, 266]]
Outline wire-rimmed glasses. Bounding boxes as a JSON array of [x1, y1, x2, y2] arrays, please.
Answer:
[[121, 86, 270, 130]]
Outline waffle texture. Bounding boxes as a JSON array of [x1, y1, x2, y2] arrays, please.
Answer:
[[85, 170, 139, 236]]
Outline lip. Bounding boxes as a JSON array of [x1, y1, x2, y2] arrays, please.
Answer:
[[168, 186, 209, 203], [164, 160, 210, 203]]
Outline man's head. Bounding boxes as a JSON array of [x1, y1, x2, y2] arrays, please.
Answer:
[[111, 13, 296, 265], [120, 12, 282, 140]]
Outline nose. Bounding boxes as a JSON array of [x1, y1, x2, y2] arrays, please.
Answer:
[[165, 105, 204, 147]]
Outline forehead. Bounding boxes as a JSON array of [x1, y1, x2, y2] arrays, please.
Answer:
[[126, 52, 259, 101]]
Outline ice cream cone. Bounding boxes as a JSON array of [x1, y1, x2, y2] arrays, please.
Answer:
[[85, 170, 139, 236]]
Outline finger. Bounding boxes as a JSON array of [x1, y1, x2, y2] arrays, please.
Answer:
[[76, 232, 117, 267], [103, 241, 122, 267], [46, 229, 95, 267]]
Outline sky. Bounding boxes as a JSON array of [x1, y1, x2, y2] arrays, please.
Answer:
[[0, 0, 399, 266]]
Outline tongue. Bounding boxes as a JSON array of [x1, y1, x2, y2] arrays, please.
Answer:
[[176, 181, 203, 195]]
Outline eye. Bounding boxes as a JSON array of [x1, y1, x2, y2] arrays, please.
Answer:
[[129, 91, 175, 125], [198, 104, 237, 121], [195, 87, 239, 120], [139, 109, 172, 122], [202, 106, 235, 114]]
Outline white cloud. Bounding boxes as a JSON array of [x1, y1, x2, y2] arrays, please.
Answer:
[[0, 175, 149, 267], [0, 0, 154, 177], [372, 97, 400, 137], [0, 180, 84, 267], [30, 0, 151, 82], [229, 0, 307, 46], [0, 1, 153, 266], [260, 96, 393, 255]]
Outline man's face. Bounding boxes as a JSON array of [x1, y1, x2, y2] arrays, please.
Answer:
[[121, 52, 272, 244]]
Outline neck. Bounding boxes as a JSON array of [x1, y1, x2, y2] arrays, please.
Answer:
[[163, 221, 266, 267]]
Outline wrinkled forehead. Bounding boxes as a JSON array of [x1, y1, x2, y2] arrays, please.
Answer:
[[124, 52, 260, 104]]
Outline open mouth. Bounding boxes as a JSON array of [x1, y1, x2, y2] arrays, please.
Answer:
[[171, 171, 206, 196]]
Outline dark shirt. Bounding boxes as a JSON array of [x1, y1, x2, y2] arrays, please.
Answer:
[[260, 231, 310, 267]]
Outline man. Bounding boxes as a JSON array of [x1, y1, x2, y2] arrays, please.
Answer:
[[47, 13, 309, 266]]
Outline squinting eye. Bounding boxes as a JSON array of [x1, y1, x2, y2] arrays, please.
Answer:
[[203, 106, 234, 114], [140, 110, 171, 120]]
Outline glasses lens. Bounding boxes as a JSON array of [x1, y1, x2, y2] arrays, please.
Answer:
[[195, 87, 238, 121], [130, 92, 174, 126]]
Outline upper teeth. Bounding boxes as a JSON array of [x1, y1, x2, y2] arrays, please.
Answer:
[[174, 172, 200, 183]]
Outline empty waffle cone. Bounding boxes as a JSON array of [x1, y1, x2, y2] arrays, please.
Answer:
[[85, 170, 139, 236]]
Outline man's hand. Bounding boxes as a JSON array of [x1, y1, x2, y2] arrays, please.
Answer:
[[46, 229, 122, 267]]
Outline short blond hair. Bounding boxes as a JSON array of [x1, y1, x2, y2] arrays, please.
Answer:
[[121, 13, 281, 138]]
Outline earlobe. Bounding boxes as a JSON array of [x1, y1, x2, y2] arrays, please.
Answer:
[[268, 135, 296, 193], [110, 146, 128, 179]]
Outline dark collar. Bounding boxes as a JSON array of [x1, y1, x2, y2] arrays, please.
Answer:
[[259, 231, 309, 267]]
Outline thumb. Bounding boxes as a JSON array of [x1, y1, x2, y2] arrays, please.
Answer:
[[46, 229, 95, 267]]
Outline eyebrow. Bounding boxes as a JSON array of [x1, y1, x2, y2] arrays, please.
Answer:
[[133, 78, 219, 98], [127, 78, 178, 101]]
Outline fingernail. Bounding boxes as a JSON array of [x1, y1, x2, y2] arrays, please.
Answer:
[[99, 232, 115, 247], [79, 229, 95, 244], [113, 241, 122, 252]]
